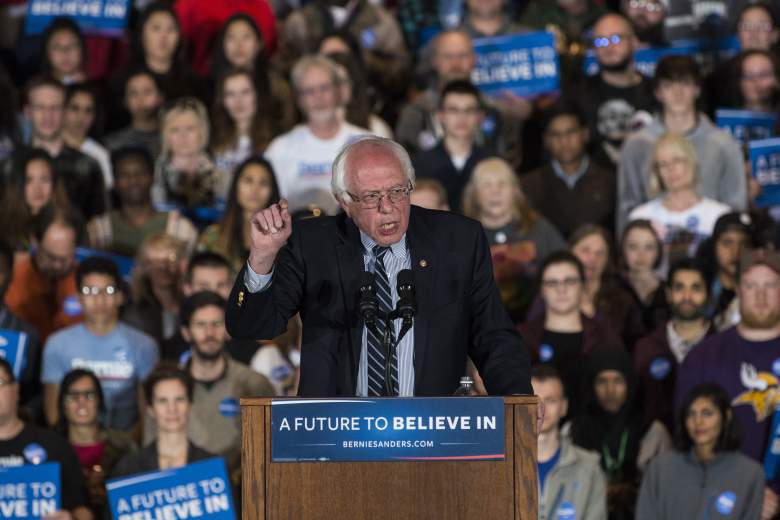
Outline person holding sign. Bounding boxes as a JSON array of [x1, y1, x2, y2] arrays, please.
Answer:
[[112, 365, 213, 477], [226, 136, 532, 398], [0, 357, 92, 519]]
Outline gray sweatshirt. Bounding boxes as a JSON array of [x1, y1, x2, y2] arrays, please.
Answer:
[[636, 450, 764, 520], [616, 114, 747, 233]]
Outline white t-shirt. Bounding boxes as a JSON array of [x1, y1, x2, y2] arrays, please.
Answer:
[[264, 122, 369, 214], [629, 196, 730, 271]]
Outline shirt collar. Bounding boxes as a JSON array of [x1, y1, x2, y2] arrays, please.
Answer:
[[359, 230, 408, 261], [551, 156, 590, 189], [667, 320, 710, 364]]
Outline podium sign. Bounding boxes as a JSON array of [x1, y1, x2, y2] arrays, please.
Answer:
[[271, 397, 505, 462]]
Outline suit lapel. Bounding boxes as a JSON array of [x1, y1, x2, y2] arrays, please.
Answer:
[[407, 208, 437, 391], [335, 216, 365, 391]]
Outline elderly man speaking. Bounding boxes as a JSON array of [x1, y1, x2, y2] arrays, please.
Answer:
[[226, 136, 531, 398]]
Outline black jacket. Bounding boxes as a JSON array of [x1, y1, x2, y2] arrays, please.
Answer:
[[226, 205, 532, 397]]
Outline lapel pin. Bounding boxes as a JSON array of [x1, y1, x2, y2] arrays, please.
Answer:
[[419, 259, 428, 268], [238, 291, 244, 306]]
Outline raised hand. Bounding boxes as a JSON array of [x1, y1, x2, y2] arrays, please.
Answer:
[[248, 199, 292, 275]]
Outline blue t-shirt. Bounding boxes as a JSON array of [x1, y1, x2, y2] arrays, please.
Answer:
[[41, 322, 158, 429], [538, 447, 561, 494]]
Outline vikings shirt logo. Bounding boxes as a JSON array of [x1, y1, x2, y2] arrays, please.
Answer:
[[732, 363, 780, 422]]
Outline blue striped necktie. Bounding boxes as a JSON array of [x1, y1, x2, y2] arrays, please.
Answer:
[[367, 245, 398, 396]]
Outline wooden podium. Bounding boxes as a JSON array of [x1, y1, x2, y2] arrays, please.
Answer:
[[240, 396, 539, 519]]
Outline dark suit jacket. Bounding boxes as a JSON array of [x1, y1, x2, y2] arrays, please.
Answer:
[[225, 205, 532, 397]]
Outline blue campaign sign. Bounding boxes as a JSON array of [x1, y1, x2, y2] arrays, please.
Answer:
[[750, 138, 780, 208], [105, 458, 235, 520], [471, 31, 559, 97], [24, 0, 129, 37], [0, 462, 61, 519], [716, 109, 776, 144], [764, 406, 780, 480], [0, 329, 28, 379], [271, 397, 505, 462], [583, 37, 739, 77]]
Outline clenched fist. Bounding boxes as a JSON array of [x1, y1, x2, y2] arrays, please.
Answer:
[[248, 199, 292, 275]]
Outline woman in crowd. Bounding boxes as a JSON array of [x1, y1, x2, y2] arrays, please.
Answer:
[[636, 383, 763, 519], [318, 32, 393, 138], [211, 13, 295, 132], [103, 68, 164, 159], [112, 364, 213, 476], [462, 156, 565, 323], [41, 17, 87, 85], [210, 68, 275, 175], [56, 369, 137, 513], [62, 83, 112, 188], [618, 219, 668, 332], [197, 156, 280, 273], [569, 224, 643, 347], [123, 233, 187, 342], [628, 133, 730, 273], [0, 148, 70, 250], [571, 349, 671, 520], [152, 97, 228, 212], [126, 1, 201, 103]]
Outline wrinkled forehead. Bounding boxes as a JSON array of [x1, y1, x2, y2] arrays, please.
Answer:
[[345, 145, 406, 190]]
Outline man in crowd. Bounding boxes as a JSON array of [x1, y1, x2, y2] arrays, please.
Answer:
[[87, 146, 196, 258], [22, 76, 106, 220], [521, 101, 615, 237], [395, 29, 522, 169], [147, 292, 273, 470], [633, 258, 713, 430], [0, 357, 92, 520], [162, 251, 235, 361], [676, 249, 780, 518], [0, 241, 41, 415], [621, 0, 667, 46], [568, 13, 653, 171], [412, 80, 488, 213], [533, 364, 606, 520], [5, 206, 83, 342], [265, 54, 368, 215], [41, 256, 158, 429], [227, 135, 533, 397], [617, 55, 746, 232]]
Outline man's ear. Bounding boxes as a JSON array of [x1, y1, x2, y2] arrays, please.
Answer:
[[561, 397, 569, 419], [337, 195, 352, 217], [181, 326, 192, 343]]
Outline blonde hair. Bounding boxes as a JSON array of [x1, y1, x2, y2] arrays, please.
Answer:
[[648, 133, 699, 198], [159, 97, 210, 155], [461, 157, 537, 232]]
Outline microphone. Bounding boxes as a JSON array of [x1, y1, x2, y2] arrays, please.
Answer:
[[394, 269, 416, 344], [358, 271, 378, 327]]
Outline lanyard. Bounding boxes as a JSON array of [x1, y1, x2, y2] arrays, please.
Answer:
[[602, 430, 629, 478]]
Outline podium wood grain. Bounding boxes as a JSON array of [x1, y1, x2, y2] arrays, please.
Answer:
[[241, 396, 539, 519]]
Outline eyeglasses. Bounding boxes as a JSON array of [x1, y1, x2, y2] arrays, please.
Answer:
[[541, 277, 581, 289], [592, 34, 629, 48], [629, 0, 664, 12], [297, 82, 335, 98], [347, 184, 413, 209], [80, 285, 117, 296], [64, 390, 97, 402]]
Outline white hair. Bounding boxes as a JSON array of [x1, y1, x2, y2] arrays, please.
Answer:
[[331, 136, 416, 201]]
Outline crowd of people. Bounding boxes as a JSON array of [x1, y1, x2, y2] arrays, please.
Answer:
[[0, 0, 779, 518]]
